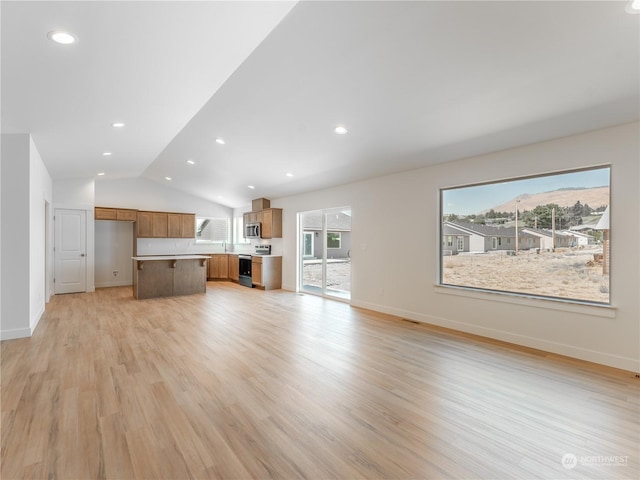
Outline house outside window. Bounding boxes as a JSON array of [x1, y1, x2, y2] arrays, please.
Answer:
[[457, 237, 464, 251]]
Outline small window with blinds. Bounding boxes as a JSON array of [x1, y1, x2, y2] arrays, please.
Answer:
[[196, 217, 230, 243]]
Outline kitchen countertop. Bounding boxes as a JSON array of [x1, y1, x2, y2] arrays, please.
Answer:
[[132, 255, 210, 261]]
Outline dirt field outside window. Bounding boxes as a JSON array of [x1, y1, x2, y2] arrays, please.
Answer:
[[442, 247, 609, 303]]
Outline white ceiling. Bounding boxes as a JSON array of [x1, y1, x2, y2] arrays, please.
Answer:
[[3, 1, 639, 208]]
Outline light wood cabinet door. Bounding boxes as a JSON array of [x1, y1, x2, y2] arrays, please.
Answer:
[[260, 208, 282, 239], [244, 212, 259, 225], [136, 212, 153, 237], [95, 207, 117, 220], [251, 261, 262, 286], [228, 255, 239, 281], [96, 207, 137, 221], [116, 209, 137, 221], [181, 214, 195, 238], [208, 254, 229, 279], [152, 212, 168, 238], [167, 214, 181, 238]]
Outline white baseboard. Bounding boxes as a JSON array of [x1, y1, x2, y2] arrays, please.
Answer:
[[0, 326, 32, 341], [350, 299, 639, 372], [30, 305, 45, 332]]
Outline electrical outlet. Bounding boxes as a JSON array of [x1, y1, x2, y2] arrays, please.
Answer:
[[112, 270, 119, 277]]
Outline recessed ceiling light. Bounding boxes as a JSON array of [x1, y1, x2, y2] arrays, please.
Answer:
[[102, 152, 112, 156], [248, 185, 255, 189], [334, 126, 348, 135], [186, 160, 195, 165], [286, 172, 294, 177], [626, 0, 640, 13], [47, 30, 77, 45], [111, 122, 125, 128], [215, 138, 226, 145], [165, 176, 172, 181], [97, 172, 105, 176]]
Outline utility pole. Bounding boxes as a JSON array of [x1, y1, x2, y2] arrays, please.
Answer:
[[515, 199, 520, 255], [552, 207, 556, 250]]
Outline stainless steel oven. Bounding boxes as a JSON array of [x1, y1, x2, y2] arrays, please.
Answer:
[[238, 255, 253, 287]]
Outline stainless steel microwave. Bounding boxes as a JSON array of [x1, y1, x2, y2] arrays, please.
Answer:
[[245, 222, 261, 239]]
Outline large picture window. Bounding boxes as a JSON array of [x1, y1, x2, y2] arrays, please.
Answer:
[[440, 166, 610, 304]]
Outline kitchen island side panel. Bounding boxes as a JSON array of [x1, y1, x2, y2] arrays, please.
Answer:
[[173, 259, 206, 296], [134, 260, 174, 299]]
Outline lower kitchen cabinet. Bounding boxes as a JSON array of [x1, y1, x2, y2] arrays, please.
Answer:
[[208, 254, 229, 279], [228, 254, 239, 282], [251, 256, 282, 290]]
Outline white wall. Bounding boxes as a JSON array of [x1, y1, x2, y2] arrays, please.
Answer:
[[95, 220, 134, 287], [1, 134, 30, 339], [53, 177, 95, 208], [96, 177, 232, 216], [1, 134, 52, 340], [275, 123, 640, 371], [29, 137, 53, 330]]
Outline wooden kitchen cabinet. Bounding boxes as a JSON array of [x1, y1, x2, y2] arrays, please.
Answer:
[[168, 213, 195, 238], [251, 255, 282, 290], [95, 207, 117, 220], [117, 209, 137, 221], [137, 211, 195, 238], [136, 211, 168, 238], [243, 212, 260, 225], [167, 213, 181, 238], [180, 214, 195, 238], [95, 207, 138, 221], [136, 211, 153, 237], [228, 254, 239, 282], [208, 254, 229, 279], [152, 212, 168, 238], [260, 208, 282, 239]]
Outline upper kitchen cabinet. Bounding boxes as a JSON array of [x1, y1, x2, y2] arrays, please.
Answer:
[[137, 211, 195, 238], [243, 211, 259, 225], [260, 208, 282, 239], [152, 212, 168, 238], [95, 207, 137, 221], [168, 213, 195, 238], [116, 209, 138, 221], [136, 211, 168, 238], [136, 211, 153, 237]]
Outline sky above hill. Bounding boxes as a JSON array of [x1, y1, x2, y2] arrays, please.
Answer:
[[442, 167, 610, 215]]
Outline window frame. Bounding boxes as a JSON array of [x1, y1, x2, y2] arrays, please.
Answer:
[[195, 216, 230, 244], [438, 165, 611, 307]]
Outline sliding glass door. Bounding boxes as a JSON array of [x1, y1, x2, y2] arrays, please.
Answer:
[[299, 207, 351, 300]]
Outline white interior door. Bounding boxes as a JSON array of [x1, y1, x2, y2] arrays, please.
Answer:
[[54, 209, 87, 294]]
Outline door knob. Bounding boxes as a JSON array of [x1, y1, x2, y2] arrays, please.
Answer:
[[80, 253, 85, 257]]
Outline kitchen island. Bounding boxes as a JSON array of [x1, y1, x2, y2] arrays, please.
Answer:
[[132, 255, 209, 299]]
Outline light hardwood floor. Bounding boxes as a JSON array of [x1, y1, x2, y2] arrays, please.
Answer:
[[1, 284, 638, 479]]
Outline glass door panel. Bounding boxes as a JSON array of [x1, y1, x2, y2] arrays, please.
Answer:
[[299, 207, 351, 300]]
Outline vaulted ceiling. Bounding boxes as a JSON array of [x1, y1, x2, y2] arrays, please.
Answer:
[[2, 1, 638, 208]]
